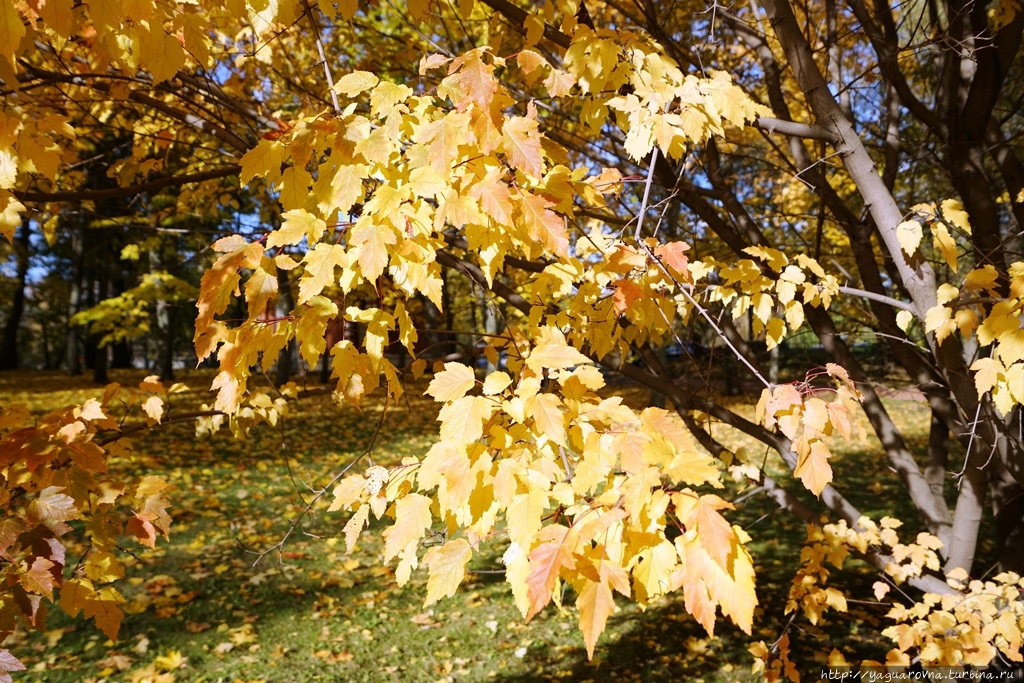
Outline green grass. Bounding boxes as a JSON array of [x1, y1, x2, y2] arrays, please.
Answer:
[[0, 370, 987, 682]]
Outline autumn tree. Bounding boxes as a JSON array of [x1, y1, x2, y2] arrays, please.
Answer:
[[2, 0, 1024, 676]]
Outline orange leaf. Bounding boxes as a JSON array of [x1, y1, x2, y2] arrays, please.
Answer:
[[20, 557, 56, 600], [525, 525, 570, 620], [127, 514, 157, 548], [654, 241, 690, 279], [612, 279, 644, 315]]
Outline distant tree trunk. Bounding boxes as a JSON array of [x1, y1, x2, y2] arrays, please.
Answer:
[[0, 218, 30, 370], [158, 305, 175, 381], [275, 268, 296, 386], [992, 462, 1024, 574], [423, 296, 444, 359], [482, 289, 501, 374], [92, 342, 109, 384], [441, 268, 455, 357], [111, 340, 132, 368], [64, 226, 84, 375], [149, 249, 175, 381], [768, 343, 780, 385], [92, 276, 109, 384], [40, 315, 52, 369]]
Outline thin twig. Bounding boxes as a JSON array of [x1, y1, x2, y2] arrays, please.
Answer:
[[633, 147, 659, 242], [302, 0, 341, 113], [247, 394, 392, 566]]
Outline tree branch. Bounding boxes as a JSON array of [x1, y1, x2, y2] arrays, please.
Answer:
[[837, 286, 915, 312], [754, 117, 837, 142], [477, 0, 573, 49], [15, 167, 240, 203]]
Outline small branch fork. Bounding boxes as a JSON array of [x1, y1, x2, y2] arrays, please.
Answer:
[[633, 146, 771, 389]]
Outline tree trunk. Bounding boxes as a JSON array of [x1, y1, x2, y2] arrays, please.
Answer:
[[64, 226, 84, 375], [149, 249, 175, 381], [0, 218, 30, 370], [158, 304, 175, 381], [275, 267, 296, 386], [92, 341, 108, 384], [991, 461, 1024, 574], [92, 275, 109, 384], [111, 340, 133, 368]]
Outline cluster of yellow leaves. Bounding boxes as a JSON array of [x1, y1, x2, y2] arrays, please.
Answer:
[[693, 248, 839, 352], [193, 27, 765, 421], [0, 109, 75, 241], [328, 330, 756, 658], [901, 199, 1024, 417], [884, 569, 1024, 667], [750, 516, 954, 680], [0, 0, 230, 240], [896, 199, 972, 271], [755, 364, 862, 496], [563, 29, 770, 160], [0, 377, 175, 674], [918, 258, 1024, 416], [749, 635, 799, 683], [70, 273, 198, 347]]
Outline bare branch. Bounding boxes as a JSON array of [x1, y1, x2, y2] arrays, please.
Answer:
[[15, 167, 240, 203], [754, 116, 837, 142]]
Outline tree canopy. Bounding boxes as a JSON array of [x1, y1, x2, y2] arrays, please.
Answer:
[[2, 0, 1024, 676]]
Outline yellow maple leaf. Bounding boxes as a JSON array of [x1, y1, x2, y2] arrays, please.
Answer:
[[576, 578, 616, 659], [382, 493, 433, 563], [426, 362, 476, 402], [297, 243, 346, 304], [423, 538, 473, 605]]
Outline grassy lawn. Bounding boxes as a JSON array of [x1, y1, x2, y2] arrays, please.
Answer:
[[0, 370, 985, 682]]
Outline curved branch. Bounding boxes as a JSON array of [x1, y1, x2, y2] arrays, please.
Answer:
[[14, 167, 240, 203]]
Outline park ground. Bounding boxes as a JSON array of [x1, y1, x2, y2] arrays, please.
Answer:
[[0, 369, 987, 683]]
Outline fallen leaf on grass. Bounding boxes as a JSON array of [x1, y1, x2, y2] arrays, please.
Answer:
[[411, 612, 440, 627], [313, 649, 354, 663], [96, 653, 134, 671], [153, 650, 186, 671]]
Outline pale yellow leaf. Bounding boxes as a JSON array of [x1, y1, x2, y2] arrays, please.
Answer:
[[896, 309, 914, 332], [382, 493, 432, 562], [268, 209, 325, 249], [142, 396, 164, 424], [527, 335, 590, 373], [426, 362, 476, 402], [481, 371, 512, 395], [334, 71, 379, 96], [896, 220, 923, 255], [424, 538, 473, 605], [298, 243, 346, 304]]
